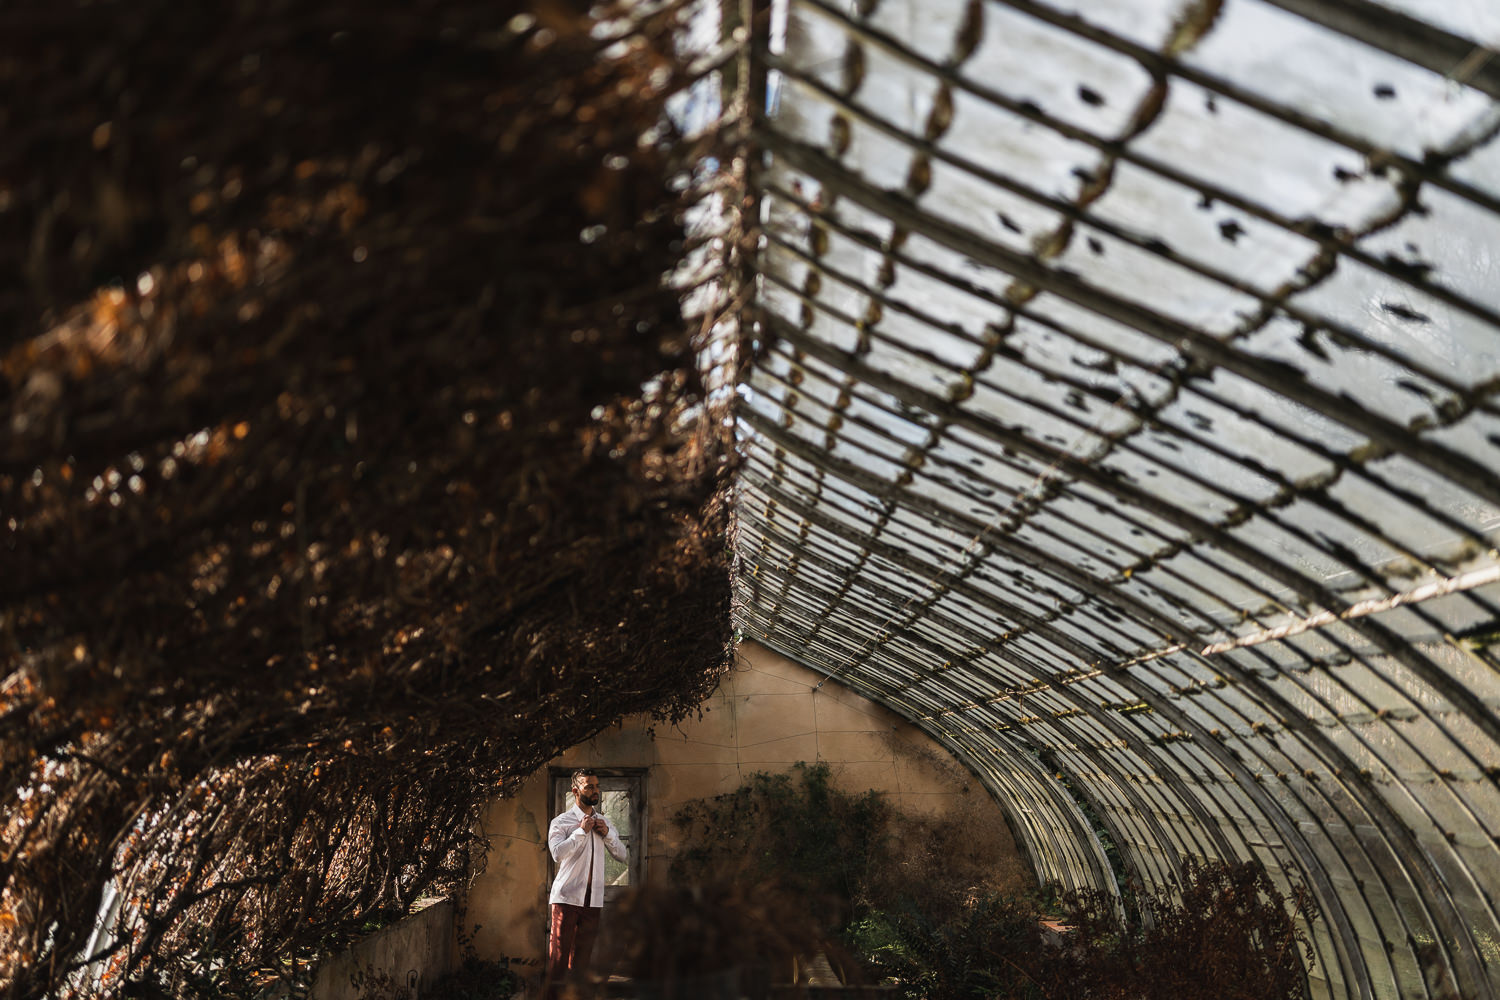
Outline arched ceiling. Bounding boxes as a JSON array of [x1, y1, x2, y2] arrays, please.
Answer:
[[729, 1, 1500, 997]]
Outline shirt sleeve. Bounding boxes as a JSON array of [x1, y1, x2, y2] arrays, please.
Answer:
[[548, 814, 587, 862], [603, 823, 628, 864]]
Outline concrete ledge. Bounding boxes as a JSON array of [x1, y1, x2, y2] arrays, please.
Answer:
[[311, 898, 457, 1000]]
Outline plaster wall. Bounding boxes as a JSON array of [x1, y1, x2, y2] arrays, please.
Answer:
[[310, 898, 456, 1000], [466, 641, 1025, 965]]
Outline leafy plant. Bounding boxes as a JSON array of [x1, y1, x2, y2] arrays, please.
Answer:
[[669, 764, 1318, 1000], [1046, 859, 1318, 1000], [849, 893, 1046, 1000], [669, 762, 893, 932], [853, 864, 1317, 1000], [423, 957, 524, 1000]]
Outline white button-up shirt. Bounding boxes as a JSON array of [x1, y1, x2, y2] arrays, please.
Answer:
[[547, 804, 628, 908]]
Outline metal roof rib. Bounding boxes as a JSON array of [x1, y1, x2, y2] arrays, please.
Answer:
[[735, 0, 1500, 996]]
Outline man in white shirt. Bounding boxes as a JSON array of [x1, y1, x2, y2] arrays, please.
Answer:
[[545, 769, 627, 997]]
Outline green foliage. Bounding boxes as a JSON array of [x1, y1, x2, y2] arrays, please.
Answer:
[[669, 764, 1317, 1000], [849, 894, 1046, 1000], [669, 762, 891, 931], [1052, 859, 1318, 1000], [854, 863, 1316, 1000], [423, 957, 523, 1000]]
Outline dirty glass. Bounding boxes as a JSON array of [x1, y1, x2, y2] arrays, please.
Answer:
[[735, 0, 1500, 997], [600, 787, 633, 888]]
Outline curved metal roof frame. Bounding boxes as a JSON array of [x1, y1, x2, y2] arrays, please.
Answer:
[[731, 1, 1500, 997]]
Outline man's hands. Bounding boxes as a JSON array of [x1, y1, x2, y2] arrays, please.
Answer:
[[580, 814, 610, 837]]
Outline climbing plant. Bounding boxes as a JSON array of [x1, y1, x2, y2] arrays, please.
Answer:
[[0, 0, 750, 996], [670, 762, 894, 930]]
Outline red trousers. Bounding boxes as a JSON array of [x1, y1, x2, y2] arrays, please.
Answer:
[[547, 902, 601, 991]]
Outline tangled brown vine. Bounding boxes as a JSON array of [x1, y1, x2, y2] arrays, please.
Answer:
[[0, 1, 749, 995]]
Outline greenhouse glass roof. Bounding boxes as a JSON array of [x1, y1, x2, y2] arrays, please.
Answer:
[[731, 1, 1500, 997]]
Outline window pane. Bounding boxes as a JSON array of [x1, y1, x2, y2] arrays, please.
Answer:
[[601, 788, 632, 886]]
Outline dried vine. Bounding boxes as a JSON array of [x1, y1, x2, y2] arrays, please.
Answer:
[[0, 1, 748, 996]]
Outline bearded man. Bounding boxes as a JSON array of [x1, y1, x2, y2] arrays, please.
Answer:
[[545, 769, 627, 995]]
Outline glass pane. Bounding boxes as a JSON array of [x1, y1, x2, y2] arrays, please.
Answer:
[[745, 1, 1500, 995], [600, 788, 632, 887]]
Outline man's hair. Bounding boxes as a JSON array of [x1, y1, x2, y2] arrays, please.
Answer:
[[570, 768, 597, 793]]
